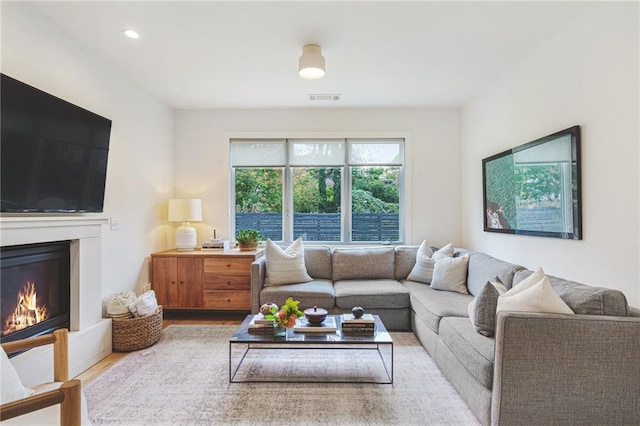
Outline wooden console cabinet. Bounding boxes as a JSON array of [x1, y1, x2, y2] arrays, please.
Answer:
[[151, 249, 262, 311]]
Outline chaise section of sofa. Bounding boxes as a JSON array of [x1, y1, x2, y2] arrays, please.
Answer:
[[407, 251, 640, 425]]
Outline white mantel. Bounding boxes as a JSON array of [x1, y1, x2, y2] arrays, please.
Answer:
[[0, 216, 112, 386]]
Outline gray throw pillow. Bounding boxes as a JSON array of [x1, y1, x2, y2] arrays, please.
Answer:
[[468, 278, 506, 337]]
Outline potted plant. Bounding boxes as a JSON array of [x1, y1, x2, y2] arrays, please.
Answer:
[[236, 229, 262, 251]]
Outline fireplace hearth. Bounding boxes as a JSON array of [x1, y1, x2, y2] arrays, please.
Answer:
[[0, 241, 70, 344]]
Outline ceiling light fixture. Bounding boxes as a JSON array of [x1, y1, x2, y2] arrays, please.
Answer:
[[298, 44, 325, 79], [123, 29, 140, 39]]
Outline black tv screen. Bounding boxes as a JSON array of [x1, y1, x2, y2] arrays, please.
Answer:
[[1, 74, 111, 213]]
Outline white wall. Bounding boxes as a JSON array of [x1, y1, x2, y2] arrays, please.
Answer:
[[461, 3, 639, 306], [1, 3, 174, 296], [174, 108, 461, 247]]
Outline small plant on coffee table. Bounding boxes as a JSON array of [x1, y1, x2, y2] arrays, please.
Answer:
[[265, 297, 303, 328]]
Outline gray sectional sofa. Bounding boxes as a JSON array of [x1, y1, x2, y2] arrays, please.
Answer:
[[250, 245, 640, 425]]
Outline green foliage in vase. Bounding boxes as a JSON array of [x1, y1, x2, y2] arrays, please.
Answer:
[[236, 228, 262, 244], [265, 297, 303, 328]]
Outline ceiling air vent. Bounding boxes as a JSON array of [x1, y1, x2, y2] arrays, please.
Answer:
[[308, 93, 341, 101]]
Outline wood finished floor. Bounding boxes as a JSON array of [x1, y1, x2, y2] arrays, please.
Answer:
[[74, 311, 245, 386]]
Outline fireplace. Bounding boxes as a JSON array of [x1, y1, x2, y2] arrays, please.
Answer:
[[0, 217, 110, 385], [0, 241, 70, 345]]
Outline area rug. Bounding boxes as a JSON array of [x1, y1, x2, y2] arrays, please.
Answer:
[[84, 325, 479, 425]]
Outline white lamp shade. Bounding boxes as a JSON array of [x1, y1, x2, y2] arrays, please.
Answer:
[[168, 198, 202, 251], [299, 44, 326, 79], [168, 198, 202, 222]]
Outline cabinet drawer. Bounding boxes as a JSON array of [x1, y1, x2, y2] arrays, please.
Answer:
[[204, 258, 253, 275], [203, 291, 250, 310], [204, 275, 250, 291]]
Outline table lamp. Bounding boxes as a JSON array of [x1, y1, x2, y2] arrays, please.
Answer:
[[168, 198, 202, 251]]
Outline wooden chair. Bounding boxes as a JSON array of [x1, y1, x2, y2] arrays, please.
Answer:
[[0, 329, 82, 426]]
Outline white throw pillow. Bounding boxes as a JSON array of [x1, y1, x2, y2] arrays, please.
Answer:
[[406, 241, 454, 284], [1, 347, 34, 404], [497, 271, 574, 315], [430, 253, 470, 294], [506, 266, 546, 296], [264, 238, 313, 286]]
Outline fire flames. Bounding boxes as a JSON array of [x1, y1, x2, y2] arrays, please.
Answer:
[[2, 282, 48, 336]]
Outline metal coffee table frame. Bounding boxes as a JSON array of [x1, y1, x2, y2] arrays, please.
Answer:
[[229, 314, 393, 384]]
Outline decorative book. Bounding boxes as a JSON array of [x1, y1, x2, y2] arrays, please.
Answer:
[[293, 316, 337, 333], [251, 313, 275, 325], [341, 313, 375, 324], [248, 314, 275, 332], [342, 326, 375, 335]]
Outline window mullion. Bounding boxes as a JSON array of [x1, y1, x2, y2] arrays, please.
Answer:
[[230, 168, 237, 241], [343, 139, 351, 243], [283, 140, 292, 243]]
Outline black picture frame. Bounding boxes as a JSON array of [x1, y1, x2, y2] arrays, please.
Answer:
[[482, 125, 582, 239]]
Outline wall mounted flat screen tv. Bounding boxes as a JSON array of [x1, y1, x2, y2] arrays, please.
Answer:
[[1, 74, 112, 213], [482, 125, 582, 239]]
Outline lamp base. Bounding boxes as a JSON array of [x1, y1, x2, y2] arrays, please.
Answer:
[[175, 222, 197, 251]]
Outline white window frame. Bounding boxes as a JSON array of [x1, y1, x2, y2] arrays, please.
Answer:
[[229, 133, 410, 245]]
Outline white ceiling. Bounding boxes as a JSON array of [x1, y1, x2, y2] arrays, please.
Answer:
[[25, 1, 593, 109]]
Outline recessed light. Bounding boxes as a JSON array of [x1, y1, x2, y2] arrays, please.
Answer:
[[123, 29, 140, 39]]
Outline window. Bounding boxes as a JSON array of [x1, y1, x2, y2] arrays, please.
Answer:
[[231, 138, 404, 243]]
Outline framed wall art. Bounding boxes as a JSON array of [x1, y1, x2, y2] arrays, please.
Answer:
[[482, 125, 582, 239]]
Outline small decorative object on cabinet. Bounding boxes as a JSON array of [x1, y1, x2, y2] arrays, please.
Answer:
[[235, 229, 262, 251], [150, 248, 263, 311]]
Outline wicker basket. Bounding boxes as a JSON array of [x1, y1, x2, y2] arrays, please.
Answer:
[[112, 306, 163, 352]]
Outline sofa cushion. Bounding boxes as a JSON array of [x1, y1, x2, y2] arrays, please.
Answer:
[[513, 269, 629, 316], [332, 247, 395, 281], [264, 238, 313, 286], [406, 282, 473, 333], [303, 245, 333, 280], [439, 317, 495, 389], [334, 279, 410, 309], [260, 279, 335, 310], [431, 253, 469, 294], [394, 245, 418, 280], [467, 252, 524, 296]]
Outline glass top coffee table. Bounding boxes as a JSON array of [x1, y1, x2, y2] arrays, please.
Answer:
[[229, 314, 393, 384]]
